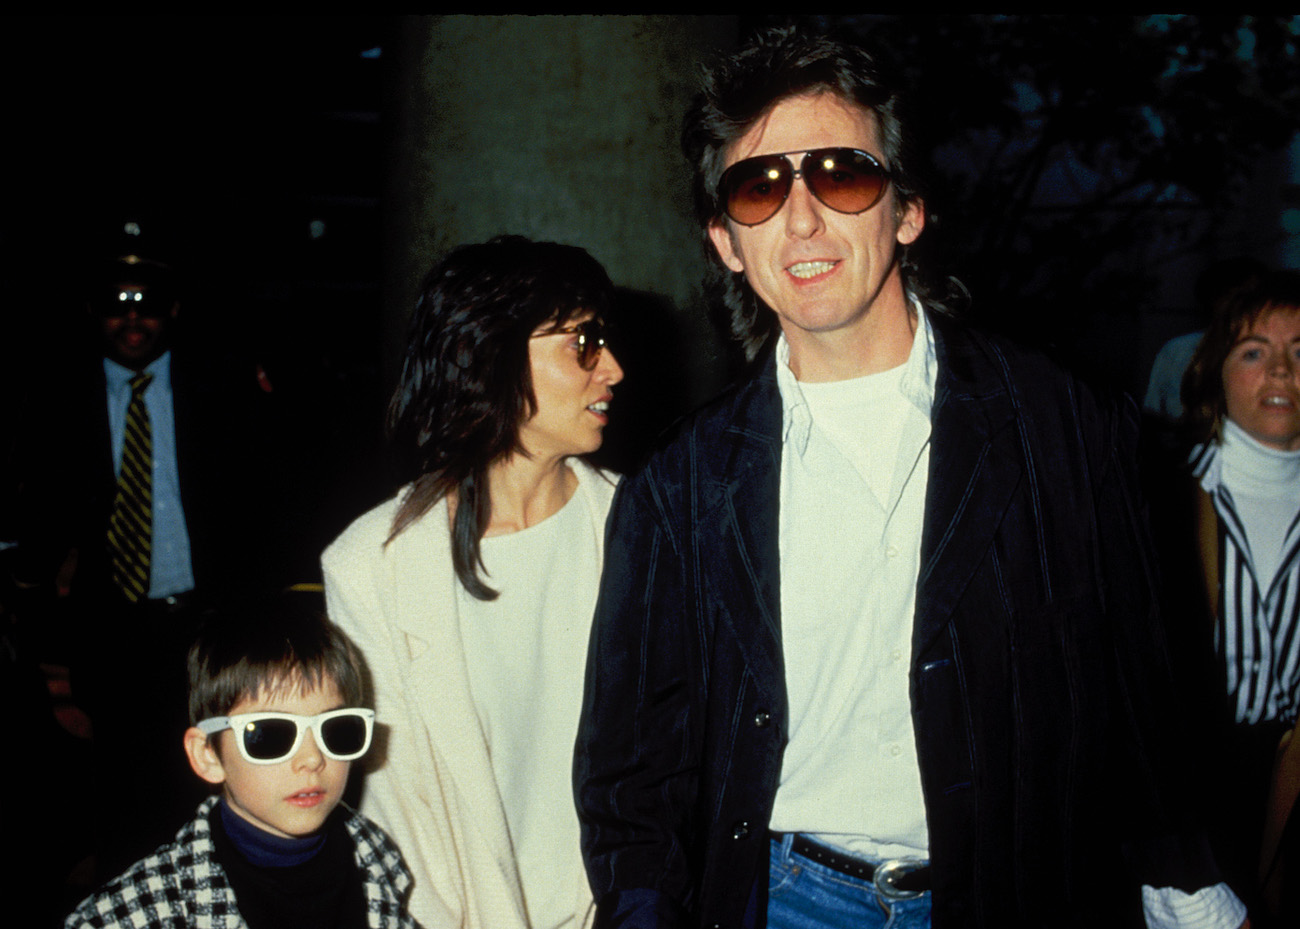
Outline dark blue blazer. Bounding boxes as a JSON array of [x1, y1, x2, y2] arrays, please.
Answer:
[[575, 313, 1220, 929]]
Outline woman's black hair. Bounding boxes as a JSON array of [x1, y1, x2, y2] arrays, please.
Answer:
[[386, 235, 614, 600]]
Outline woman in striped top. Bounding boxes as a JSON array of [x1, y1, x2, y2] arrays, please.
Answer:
[[1181, 269, 1300, 917]]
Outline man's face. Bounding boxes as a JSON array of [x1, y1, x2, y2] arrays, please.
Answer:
[[707, 92, 924, 368], [97, 284, 177, 370]]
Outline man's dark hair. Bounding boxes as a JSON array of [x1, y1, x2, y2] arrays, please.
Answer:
[[1181, 268, 1300, 444], [187, 590, 364, 726], [683, 26, 932, 359], [386, 234, 614, 600]]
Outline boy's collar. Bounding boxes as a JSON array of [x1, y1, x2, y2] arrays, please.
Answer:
[[217, 797, 328, 867]]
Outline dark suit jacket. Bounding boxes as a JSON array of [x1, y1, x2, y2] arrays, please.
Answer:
[[16, 346, 279, 603], [575, 313, 1220, 929]]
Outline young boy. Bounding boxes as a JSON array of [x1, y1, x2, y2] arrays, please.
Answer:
[[65, 592, 421, 929]]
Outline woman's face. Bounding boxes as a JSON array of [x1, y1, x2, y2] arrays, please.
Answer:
[[518, 315, 624, 462], [1222, 307, 1300, 451]]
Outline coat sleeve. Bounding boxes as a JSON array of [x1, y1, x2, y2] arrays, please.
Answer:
[[323, 530, 465, 929], [1092, 395, 1223, 891], [574, 471, 700, 929]]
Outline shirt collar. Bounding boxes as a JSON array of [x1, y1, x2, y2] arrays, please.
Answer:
[[104, 350, 171, 394], [775, 303, 937, 456]]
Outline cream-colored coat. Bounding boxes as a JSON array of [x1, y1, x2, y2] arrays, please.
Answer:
[[322, 461, 614, 929]]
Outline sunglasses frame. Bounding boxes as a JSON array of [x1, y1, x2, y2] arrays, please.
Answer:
[[716, 147, 892, 227], [91, 286, 176, 320], [534, 318, 608, 371], [197, 707, 376, 766]]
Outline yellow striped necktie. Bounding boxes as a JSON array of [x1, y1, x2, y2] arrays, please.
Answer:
[[108, 373, 153, 602]]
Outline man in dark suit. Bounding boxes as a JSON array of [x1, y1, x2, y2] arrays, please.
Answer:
[[575, 28, 1244, 929], [14, 234, 278, 877]]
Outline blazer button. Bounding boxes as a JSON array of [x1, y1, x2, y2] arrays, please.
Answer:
[[732, 821, 751, 840], [753, 710, 771, 728]]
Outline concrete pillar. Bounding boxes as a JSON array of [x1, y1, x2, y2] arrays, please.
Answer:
[[385, 15, 738, 463]]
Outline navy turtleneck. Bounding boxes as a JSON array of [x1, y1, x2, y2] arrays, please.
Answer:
[[218, 798, 328, 867], [210, 798, 369, 929]]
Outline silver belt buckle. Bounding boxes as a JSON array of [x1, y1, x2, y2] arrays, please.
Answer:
[[873, 857, 927, 900]]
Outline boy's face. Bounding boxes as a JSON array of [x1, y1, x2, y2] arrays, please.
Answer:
[[185, 676, 353, 839]]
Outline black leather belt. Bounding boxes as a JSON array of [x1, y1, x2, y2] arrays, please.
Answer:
[[777, 832, 931, 900]]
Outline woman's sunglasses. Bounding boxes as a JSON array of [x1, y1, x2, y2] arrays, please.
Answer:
[[716, 147, 892, 227], [534, 318, 608, 370], [198, 708, 375, 765]]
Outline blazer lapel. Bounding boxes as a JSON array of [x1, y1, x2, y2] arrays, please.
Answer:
[[706, 363, 786, 708], [914, 318, 1024, 657], [384, 507, 517, 869]]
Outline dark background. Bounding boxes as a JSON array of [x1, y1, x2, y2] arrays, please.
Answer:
[[6, 15, 1300, 531]]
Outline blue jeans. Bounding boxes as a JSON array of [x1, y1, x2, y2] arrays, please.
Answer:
[[767, 835, 932, 929]]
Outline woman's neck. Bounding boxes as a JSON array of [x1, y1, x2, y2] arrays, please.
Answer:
[[1221, 417, 1300, 491], [482, 453, 578, 536]]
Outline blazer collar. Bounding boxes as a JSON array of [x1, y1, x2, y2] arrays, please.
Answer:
[[381, 464, 612, 875], [913, 313, 1024, 656], [708, 360, 787, 707], [706, 316, 1028, 696]]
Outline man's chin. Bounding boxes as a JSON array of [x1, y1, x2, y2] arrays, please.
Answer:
[[108, 342, 165, 369]]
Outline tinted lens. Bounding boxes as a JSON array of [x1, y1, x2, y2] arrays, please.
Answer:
[[804, 149, 889, 215], [91, 286, 175, 319], [720, 156, 792, 226], [242, 718, 298, 761], [320, 713, 369, 757], [575, 320, 607, 370]]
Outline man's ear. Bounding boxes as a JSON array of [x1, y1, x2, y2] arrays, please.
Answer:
[[184, 727, 227, 785], [895, 197, 925, 246], [707, 219, 746, 274]]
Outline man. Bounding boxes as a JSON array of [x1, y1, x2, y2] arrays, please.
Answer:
[[13, 229, 280, 877], [575, 28, 1244, 929]]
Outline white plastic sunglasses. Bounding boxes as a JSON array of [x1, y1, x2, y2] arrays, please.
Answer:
[[197, 708, 375, 765]]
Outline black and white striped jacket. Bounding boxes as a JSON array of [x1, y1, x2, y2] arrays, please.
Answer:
[[1193, 441, 1300, 725], [65, 797, 421, 929]]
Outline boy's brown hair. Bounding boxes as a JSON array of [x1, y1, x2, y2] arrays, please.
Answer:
[[187, 589, 364, 726]]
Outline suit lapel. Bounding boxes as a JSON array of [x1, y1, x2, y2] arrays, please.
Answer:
[[705, 363, 786, 707], [914, 318, 1024, 657]]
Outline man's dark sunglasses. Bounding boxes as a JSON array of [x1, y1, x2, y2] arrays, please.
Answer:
[[716, 147, 892, 227], [90, 285, 175, 319]]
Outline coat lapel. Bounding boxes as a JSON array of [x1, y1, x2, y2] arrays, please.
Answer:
[[383, 504, 518, 871], [708, 324, 1027, 699], [706, 363, 786, 707], [914, 317, 1024, 657]]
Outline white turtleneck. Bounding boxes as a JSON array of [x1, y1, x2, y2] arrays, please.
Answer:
[[1217, 418, 1300, 592]]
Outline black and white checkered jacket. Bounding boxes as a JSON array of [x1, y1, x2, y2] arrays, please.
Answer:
[[65, 797, 421, 929]]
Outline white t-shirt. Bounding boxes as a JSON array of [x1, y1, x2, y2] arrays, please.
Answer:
[[457, 474, 604, 929]]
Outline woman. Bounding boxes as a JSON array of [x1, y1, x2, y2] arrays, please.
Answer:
[[1181, 268, 1300, 910], [322, 236, 624, 929]]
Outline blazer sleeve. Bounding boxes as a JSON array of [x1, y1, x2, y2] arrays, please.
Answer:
[[1093, 396, 1222, 891], [574, 471, 699, 929], [323, 527, 465, 929]]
